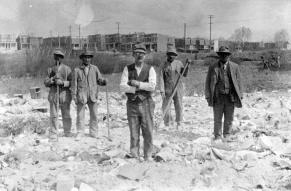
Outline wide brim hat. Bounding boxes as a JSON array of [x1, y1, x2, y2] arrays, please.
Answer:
[[79, 51, 94, 59], [216, 46, 231, 55], [133, 43, 146, 54], [166, 46, 178, 56], [53, 49, 65, 58]]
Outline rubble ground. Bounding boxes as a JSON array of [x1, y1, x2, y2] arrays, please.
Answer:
[[0, 91, 291, 191]]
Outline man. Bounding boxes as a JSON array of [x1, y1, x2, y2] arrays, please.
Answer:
[[71, 51, 106, 139], [44, 49, 72, 141], [160, 46, 189, 128], [205, 46, 243, 141], [120, 44, 156, 161]]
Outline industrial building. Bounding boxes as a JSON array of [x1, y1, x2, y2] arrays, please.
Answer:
[[0, 34, 17, 52], [42, 36, 87, 50], [88, 34, 106, 51], [143, 33, 175, 52]]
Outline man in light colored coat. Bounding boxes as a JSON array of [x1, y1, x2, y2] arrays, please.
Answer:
[[205, 46, 243, 141], [71, 51, 106, 139], [160, 47, 189, 128], [120, 44, 156, 161], [44, 49, 72, 141]]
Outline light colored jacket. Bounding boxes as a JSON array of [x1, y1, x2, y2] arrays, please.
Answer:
[[160, 60, 187, 96], [205, 61, 243, 108], [44, 63, 72, 104], [71, 64, 105, 104]]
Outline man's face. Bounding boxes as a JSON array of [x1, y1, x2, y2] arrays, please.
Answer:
[[133, 52, 145, 64], [82, 56, 92, 65], [219, 53, 230, 63], [54, 54, 63, 62], [167, 54, 177, 63]]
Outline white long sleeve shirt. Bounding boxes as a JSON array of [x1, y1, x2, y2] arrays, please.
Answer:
[[120, 63, 156, 94]]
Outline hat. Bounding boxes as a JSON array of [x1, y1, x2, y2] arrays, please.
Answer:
[[133, 43, 146, 54], [216, 46, 231, 55], [79, 51, 94, 59], [166, 46, 178, 56], [53, 49, 65, 58]]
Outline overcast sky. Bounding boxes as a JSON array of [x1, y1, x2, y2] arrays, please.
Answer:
[[0, 0, 290, 41]]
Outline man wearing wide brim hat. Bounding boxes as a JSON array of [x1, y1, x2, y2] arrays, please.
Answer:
[[205, 46, 243, 142], [44, 49, 73, 141], [160, 46, 189, 129], [79, 51, 94, 59], [120, 43, 156, 161], [71, 50, 107, 139]]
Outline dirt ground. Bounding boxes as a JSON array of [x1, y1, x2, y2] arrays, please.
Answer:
[[0, 90, 291, 191]]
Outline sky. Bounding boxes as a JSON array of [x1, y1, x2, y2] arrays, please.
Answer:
[[0, 0, 290, 41]]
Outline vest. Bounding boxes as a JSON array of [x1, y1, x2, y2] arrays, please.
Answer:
[[216, 62, 231, 95], [125, 63, 152, 102]]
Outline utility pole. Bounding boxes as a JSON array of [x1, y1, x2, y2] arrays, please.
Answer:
[[208, 15, 214, 51], [58, 33, 60, 48], [78, 24, 81, 50], [184, 23, 186, 53], [69, 25, 72, 37], [50, 30, 53, 48], [116, 22, 120, 50]]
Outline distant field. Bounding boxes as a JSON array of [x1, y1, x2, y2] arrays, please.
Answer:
[[0, 48, 291, 96]]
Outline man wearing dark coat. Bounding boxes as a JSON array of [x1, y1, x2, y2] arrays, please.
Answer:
[[205, 46, 243, 140]]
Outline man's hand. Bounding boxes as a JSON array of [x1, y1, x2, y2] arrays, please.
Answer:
[[49, 77, 55, 84], [128, 80, 140, 88], [55, 78, 64, 86]]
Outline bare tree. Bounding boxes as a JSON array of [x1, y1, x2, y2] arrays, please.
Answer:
[[274, 29, 289, 49], [229, 26, 252, 50]]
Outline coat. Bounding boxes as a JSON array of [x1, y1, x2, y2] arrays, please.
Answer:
[[160, 60, 188, 97], [205, 61, 243, 108], [44, 63, 72, 104], [71, 64, 105, 104]]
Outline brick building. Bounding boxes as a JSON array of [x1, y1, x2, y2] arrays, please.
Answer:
[[88, 34, 106, 51], [0, 34, 17, 52]]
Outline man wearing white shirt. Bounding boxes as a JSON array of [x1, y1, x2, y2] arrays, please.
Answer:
[[120, 43, 156, 161]]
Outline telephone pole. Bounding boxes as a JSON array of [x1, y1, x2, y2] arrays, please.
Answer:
[[116, 22, 120, 50], [69, 25, 72, 37], [50, 30, 53, 48], [184, 23, 186, 53], [58, 33, 60, 48], [78, 24, 81, 50], [208, 15, 214, 51]]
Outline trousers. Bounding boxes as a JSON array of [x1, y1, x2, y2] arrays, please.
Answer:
[[49, 101, 72, 136], [162, 89, 183, 125], [126, 97, 155, 159], [213, 94, 234, 138], [76, 100, 98, 135]]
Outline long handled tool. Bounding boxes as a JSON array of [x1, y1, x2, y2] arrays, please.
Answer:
[[55, 62, 60, 141], [105, 83, 112, 141], [155, 59, 191, 132]]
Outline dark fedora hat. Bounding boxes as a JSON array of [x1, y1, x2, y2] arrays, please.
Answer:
[[79, 51, 94, 59], [216, 46, 231, 55]]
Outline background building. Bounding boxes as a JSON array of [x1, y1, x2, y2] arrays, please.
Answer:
[[88, 34, 106, 51], [0, 34, 17, 52]]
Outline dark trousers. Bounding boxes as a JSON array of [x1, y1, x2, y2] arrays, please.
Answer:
[[76, 100, 98, 135], [126, 97, 155, 159], [49, 101, 72, 136], [213, 94, 234, 138]]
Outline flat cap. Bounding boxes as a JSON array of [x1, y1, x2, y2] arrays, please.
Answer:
[[133, 43, 146, 54], [216, 46, 231, 55], [166, 46, 178, 56]]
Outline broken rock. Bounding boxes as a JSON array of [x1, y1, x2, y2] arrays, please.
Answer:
[[154, 147, 176, 162], [79, 183, 95, 191], [117, 163, 149, 181]]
